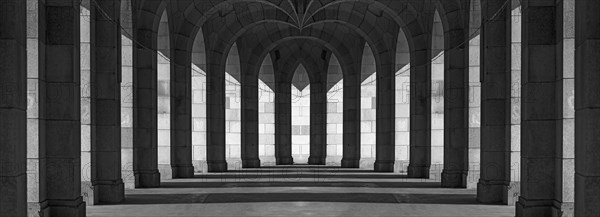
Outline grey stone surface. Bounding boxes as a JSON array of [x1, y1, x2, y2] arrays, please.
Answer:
[[0, 0, 27, 216], [3, 1, 598, 216]]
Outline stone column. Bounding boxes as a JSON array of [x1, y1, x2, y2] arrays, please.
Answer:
[[133, 12, 160, 187], [170, 42, 194, 177], [517, 0, 569, 215], [408, 33, 432, 178], [274, 70, 293, 165], [441, 19, 469, 188], [90, 0, 124, 203], [374, 55, 395, 172], [205, 50, 228, 172], [341, 70, 361, 168], [240, 64, 261, 168], [43, 0, 86, 215], [237, 41, 261, 168], [0, 0, 27, 216], [574, 0, 600, 215], [309, 76, 327, 165], [477, 0, 516, 201]]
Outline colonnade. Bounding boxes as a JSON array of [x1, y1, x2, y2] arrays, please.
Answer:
[[1, 0, 600, 216]]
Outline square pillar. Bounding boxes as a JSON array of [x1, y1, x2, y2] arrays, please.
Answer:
[[408, 44, 432, 178], [89, 0, 124, 203], [43, 0, 86, 215], [341, 72, 361, 168], [133, 25, 160, 186], [309, 79, 327, 165], [574, 0, 600, 215], [274, 79, 293, 165], [374, 59, 395, 172], [0, 0, 27, 216], [170, 46, 195, 178], [240, 62, 261, 168], [205, 53, 228, 172], [477, 0, 519, 202]]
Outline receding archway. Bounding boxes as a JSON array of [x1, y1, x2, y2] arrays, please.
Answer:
[[291, 64, 311, 164]]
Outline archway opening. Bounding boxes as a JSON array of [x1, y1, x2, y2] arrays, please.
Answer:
[[291, 64, 311, 164], [224, 43, 242, 169], [156, 10, 171, 179], [360, 43, 377, 169], [191, 28, 207, 173], [395, 28, 411, 173], [326, 55, 343, 165], [258, 56, 276, 165], [431, 9, 445, 176]]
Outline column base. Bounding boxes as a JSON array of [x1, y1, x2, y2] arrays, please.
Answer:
[[374, 160, 394, 172], [516, 197, 554, 217], [477, 180, 505, 203], [407, 164, 430, 178], [207, 161, 228, 172], [47, 196, 86, 217], [308, 157, 326, 165], [134, 170, 161, 188], [276, 157, 294, 165], [95, 179, 125, 204], [172, 165, 195, 178], [341, 159, 360, 168], [441, 170, 468, 188], [242, 159, 261, 168]]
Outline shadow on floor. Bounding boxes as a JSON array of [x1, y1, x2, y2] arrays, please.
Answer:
[[158, 181, 441, 188], [117, 193, 480, 205], [190, 174, 412, 179]]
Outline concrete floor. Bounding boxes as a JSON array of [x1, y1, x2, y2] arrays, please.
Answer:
[[87, 166, 515, 217]]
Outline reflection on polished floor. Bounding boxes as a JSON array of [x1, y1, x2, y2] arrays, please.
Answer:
[[87, 166, 514, 217]]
